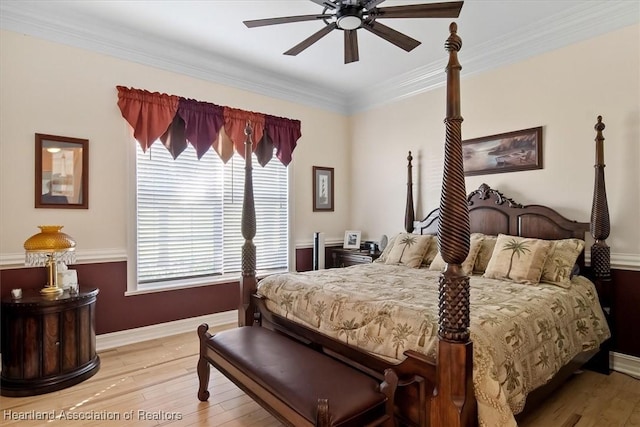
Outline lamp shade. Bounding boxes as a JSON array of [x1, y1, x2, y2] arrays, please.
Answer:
[[24, 225, 76, 266]]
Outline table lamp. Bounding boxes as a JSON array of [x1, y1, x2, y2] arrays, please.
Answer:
[[24, 225, 76, 296]]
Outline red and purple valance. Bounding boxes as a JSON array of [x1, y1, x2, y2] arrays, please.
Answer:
[[116, 86, 300, 166]]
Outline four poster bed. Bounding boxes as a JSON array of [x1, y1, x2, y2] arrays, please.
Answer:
[[198, 23, 612, 427]]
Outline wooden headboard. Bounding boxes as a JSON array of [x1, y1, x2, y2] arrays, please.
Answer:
[[414, 183, 590, 266]]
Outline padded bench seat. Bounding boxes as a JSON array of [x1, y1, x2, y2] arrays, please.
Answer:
[[197, 324, 397, 427]]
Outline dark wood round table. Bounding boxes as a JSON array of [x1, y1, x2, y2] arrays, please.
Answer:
[[1, 287, 100, 396]]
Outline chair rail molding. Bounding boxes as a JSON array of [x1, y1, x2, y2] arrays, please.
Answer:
[[0, 248, 127, 269]]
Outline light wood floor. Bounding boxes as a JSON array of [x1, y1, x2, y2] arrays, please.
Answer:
[[1, 324, 639, 426]]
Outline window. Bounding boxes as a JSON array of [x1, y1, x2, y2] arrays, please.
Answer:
[[132, 143, 289, 291]]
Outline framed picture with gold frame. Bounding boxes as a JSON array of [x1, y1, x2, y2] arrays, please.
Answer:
[[35, 133, 89, 209]]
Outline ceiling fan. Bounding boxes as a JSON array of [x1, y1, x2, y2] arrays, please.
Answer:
[[243, 0, 463, 64]]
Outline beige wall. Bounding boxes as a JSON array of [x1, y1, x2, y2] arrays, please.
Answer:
[[2, 25, 639, 270], [350, 24, 640, 264], [0, 30, 351, 264]]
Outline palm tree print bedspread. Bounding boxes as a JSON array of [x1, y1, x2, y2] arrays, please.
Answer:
[[257, 264, 610, 427]]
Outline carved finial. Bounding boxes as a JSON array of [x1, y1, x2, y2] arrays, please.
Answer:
[[594, 115, 605, 166], [445, 22, 462, 52], [244, 121, 253, 137], [405, 150, 415, 233]]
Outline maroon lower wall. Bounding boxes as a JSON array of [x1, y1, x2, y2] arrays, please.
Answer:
[[295, 247, 313, 273], [612, 269, 640, 357], [295, 245, 341, 272], [2, 250, 638, 359], [0, 262, 238, 335]]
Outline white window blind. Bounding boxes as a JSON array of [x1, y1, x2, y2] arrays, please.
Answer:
[[136, 143, 288, 288]]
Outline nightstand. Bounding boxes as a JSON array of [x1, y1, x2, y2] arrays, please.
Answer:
[[330, 248, 381, 268], [1, 287, 100, 396]]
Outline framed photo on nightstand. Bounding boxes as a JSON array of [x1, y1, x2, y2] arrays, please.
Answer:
[[343, 230, 361, 249]]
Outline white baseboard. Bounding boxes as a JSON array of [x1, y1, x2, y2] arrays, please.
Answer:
[[96, 310, 237, 351], [611, 351, 640, 378], [95, 312, 640, 378]]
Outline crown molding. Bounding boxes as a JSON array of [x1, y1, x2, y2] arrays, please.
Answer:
[[1, 2, 637, 115], [0, 2, 348, 114], [348, 1, 639, 112]]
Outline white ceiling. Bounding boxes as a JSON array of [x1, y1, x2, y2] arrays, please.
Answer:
[[1, 1, 638, 113]]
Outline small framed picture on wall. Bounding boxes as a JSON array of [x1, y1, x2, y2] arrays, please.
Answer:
[[313, 166, 334, 212], [35, 133, 89, 209]]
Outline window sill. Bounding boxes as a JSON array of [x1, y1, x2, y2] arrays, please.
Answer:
[[124, 268, 288, 296]]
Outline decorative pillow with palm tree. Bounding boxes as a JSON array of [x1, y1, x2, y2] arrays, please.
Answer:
[[428, 233, 485, 275], [374, 233, 400, 263], [421, 236, 439, 267], [540, 238, 585, 288], [473, 234, 498, 274], [483, 234, 553, 284], [384, 233, 433, 268]]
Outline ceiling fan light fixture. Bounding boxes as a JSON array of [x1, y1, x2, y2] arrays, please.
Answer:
[[245, 0, 465, 63], [337, 15, 362, 30]]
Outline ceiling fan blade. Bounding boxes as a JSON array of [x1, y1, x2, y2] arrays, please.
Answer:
[[244, 14, 332, 28], [373, 1, 463, 19], [344, 30, 359, 63], [308, 0, 337, 9], [363, 0, 386, 10], [362, 21, 421, 52], [311, 0, 337, 9], [284, 23, 338, 56]]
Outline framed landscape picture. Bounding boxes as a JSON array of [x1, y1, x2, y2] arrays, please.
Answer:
[[462, 127, 542, 176]]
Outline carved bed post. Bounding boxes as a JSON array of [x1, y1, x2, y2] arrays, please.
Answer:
[[584, 115, 613, 375], [431, 22, 476, 427], [405, 151, 415, 233], [590, 115, 613, 378], [239, 122, 257, 327], [590, 116, 611, 302]]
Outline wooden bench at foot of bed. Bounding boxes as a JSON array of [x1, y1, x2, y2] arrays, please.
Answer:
[[197, 324, 399, 427]]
